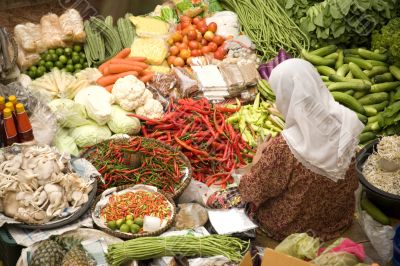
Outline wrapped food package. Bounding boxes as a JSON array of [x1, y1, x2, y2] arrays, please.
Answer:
[[219, 63, 245, 96], [238, 62, 260, 87], [40, 13, 66, 48], [129, 16, 170, 37], [173, 67, 199, 97], [129, 37, 168, 65], [13, 23, 44, 53], [148, 73, 177, 97], [59, 9, 86, 43], [16, 44, 40, 71]]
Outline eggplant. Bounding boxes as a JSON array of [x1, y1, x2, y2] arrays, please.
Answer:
[[258, 64, 270, 80]]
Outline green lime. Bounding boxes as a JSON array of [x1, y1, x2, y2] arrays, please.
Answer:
[[83, 62, 89, 68], [119, 224, 130, 233], [48, 49, 56, 54], [38, 65, 46, 73], [72, 55, 80, 64], [45, 61, 54, 70], [107, 221, 117, 230], [73, 44, 82, 52], [27, 70, 36, 79], [50, 53, 59, 62], [56, 48, 64, 56], [126, 214, 134, 221], [59, 55, 68, 64], [66, 64, 74, 72], [38, 60, 46, 66], [67, 59, 73, 65], [45, 54, 52, 62], [55, 61, 64, 69], [41, 53, 48, 60], [79, 58, 85, 64], [72, 51, 79, 57], [79, 52, 86, 58], [74, 63, 82, 70], [116, 218, 125, 228], [130, 224, 140, 234], [125, 220, 134, 227], [29, 65, 37, 72], [133, 218, 143, 227], [64, 47, 72, 56]]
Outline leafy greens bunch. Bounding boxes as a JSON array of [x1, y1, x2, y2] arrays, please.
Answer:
[[372, 18, 400, 67]]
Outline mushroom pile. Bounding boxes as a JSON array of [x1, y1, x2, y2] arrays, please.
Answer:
[[0, 145, 93, 224]]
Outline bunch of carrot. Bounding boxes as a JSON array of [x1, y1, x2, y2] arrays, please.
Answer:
[[96, 48, 154, 92]]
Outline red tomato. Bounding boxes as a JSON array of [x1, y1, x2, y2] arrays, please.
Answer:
[[179, 49, 191, 60], [207, 22, 217, 33], [173, 57, 185, 67], [212, 35, 224, 46], [198, 25, 208, 34], [170, 46, 179, 56], [203, 31, 215, 42], [201, 46, 211, 54], [176, 42, 188, 50], [197, 19, 207, 27], [192, 17, 201, 25], [189, 40, 199, 50], [208, 42, 218, 52], [191, 49, 201, 57], [180, 15, 192, 23], [176, 23, 182, 31], [214, 50, 225, 60], [182, 35, 189, 44], [172, 32, 183, 42], [167, 55, 176, 65], [187, 30, 197, 41], [201, 39, 208, 46], [196, 31, 202, 42], [187, 25, 197, 31], [181, 21, 191, 29]]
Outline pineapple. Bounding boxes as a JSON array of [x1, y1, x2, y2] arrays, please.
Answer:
[[29, 239, 66, 266], [61, 245, 92, 266]]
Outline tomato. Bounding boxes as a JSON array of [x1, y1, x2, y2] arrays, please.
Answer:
[[198, 25, 208, 34], [203, 31, 215, 42], [207, 22, 217, 33], [182, 35, 189, 44], [187, 30, 197, 41], [208, 42, 218, 52], [189, 40, 199, 50], [191, 49, 201, 57], [180, 15, 192, 23], [179, 49, 191, 60], [192, 17, 201, 25], [170, 45, 179, 56], [212, 35, 224, 46], [177, 42, 188, 50], [201, 39, 208, 46], [181, 21, 191, 29], [201, 46, 211, 54], [187, 25, 197, 31], [214, 50, 225, 60], [173, 57, 185, 67], [167, 55, 176, 65], [197, 19, 207, 27], [196, 31, 203, 42], [176, 24, 182, 31], [172, 32, 183, 42]]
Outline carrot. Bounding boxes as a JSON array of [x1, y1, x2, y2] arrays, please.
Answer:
[[104, 84, 114, 92], [98, 48, 131, 73], [96, 71, 139, 87], [140, 73, 154, 83], [114, 48, 131, 59], [103, 66, 111, 75], [108, 64, 144, 74], [125, 57, 147, 62], [109, 58, 148, 69], [98, 61, 110, 74]]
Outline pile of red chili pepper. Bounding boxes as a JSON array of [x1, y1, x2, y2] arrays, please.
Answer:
[[83, 137, 187, 194], [130, 98, 255, 188], [101, 191, 171, 221]]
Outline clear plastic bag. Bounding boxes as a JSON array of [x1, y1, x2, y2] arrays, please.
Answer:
[[274, 233, 320, 260], [59, 9, 86, 43], [175, 203, 208, 230], [178, 180, 214, 206], [40, 13, 66, 48], [13, 23, 44, 53], [16, 44, 40, 71], [173, 67, 199, 97]]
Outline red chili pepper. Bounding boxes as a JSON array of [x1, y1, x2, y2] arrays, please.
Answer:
[[174, 135, 208, 156]]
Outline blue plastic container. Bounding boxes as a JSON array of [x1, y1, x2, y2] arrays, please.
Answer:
[[394, 226, 400, 266]]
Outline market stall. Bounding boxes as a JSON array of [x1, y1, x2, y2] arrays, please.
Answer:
[[0, 0, 399, 266]]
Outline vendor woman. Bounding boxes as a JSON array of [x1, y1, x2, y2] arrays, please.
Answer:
[[239, 59, 364, 241]]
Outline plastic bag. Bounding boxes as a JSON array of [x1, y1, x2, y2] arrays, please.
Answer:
[[59, 9, 85, 43], [16, 45, 40, 71], [178, 180, 214, 206], [48, 98, 91, 128], [205, 11, 239, 38], [275, 233, 320, 260], [40, 13, 66, 48], [53, 128, 79, 156], [176, 203, 208, 230], [13, 23, 44, 53], [312, 238, 363, 266], [173, 67, 199, 97]]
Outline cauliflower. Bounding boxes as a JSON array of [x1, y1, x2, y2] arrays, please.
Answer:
[[112, 75, 152, 111], [135, 98, 164, 119]]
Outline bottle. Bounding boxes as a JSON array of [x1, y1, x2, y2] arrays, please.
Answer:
[[3, 108, 18, 146], [0, 97, 5, 147], [15, 103, 34, 143], [8, 95, 17, 107]]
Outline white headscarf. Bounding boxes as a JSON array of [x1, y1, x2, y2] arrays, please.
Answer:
[[269, 59, 364, 181]]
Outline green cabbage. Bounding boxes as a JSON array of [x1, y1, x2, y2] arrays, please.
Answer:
[[53, 128, 80, 156], [48, 99, 91, 128], [70, 122, 112, 148], [107, 105, 141, 135]]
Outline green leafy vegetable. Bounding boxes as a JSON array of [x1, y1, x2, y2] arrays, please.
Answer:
[[371, 18, 400, 66]]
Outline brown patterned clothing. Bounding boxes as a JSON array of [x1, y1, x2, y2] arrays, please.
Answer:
[[238, 135, 358, 241]]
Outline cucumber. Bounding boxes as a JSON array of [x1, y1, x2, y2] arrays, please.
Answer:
[[331, 91, 365, 114], [372, 73, 394, 84], [346, 71, 353, 79], [358, 92, 389, 105], [335, 49, 344, 70], [302, 49, 336, 66], [349, 62, 370, 81], [392, 87, 400, 102], [359, 132, 377, 144], [345, 90, 355, 96], [365, 101, 389, 112], [356, 112, 368, 124], [366, 60, 388, 67], [329, 74, 357, 82], [310, 45, 338, 57], [321, 76, 330, 82], [324, 81, 334, 87], [371, 81, 400, 93], [337, 64, 349, 77], [316, 66, 336, 76], [389, 65, 400, 81], [364, 106, 378, 117], [354, 91, 368, 99], [344, 48, 359, 55], [367, 114, 380, 124], [328, 81, 370, 91], [366, 66, 389, 78], [344, 57, 373, 70], [346, 54, 362, 58], [325, 52, 338, 60], [361, 197, 390, 225], [363, 121, 380, 131], [357, 48, 387, 61]]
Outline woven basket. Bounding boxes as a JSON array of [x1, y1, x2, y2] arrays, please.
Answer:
[[91, 185, 176, 240], [82, 136, 192, 200]]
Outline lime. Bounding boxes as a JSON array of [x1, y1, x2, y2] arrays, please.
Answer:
[[126, 214, 134, 221], [133, 218, 143, 227], [116, 218, 125, 228], [83, 62, 89, 68], [67, 59, 73, 65], [79, 52, 86, 58], [55, 61, 64, 69], [27, 70, 36, 79], [38, 65, 46, 73], [29, 65, 37, 72], [74, 63, 82, 70], [45, 61, 54, 70], [45, 54, 52, 62], [65, 64, 74, 72], [73, 44, 82, 52], [59, 55, 68, 64], [48, 49, 56, 54], [38, 60, 46, 66], [50, 53, 59, 62], [41, 53, 48, 60], [72, 55, 81, 64], [107, 221, 117, 230], [64, 47, 72, 56], [56, 48, 64, 56], [72, 51, 79, 57], [125, 220, 134, 227], [119, 224, 130, 233], [79, 58, 85, 64], [130, 224, 140, 234]]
